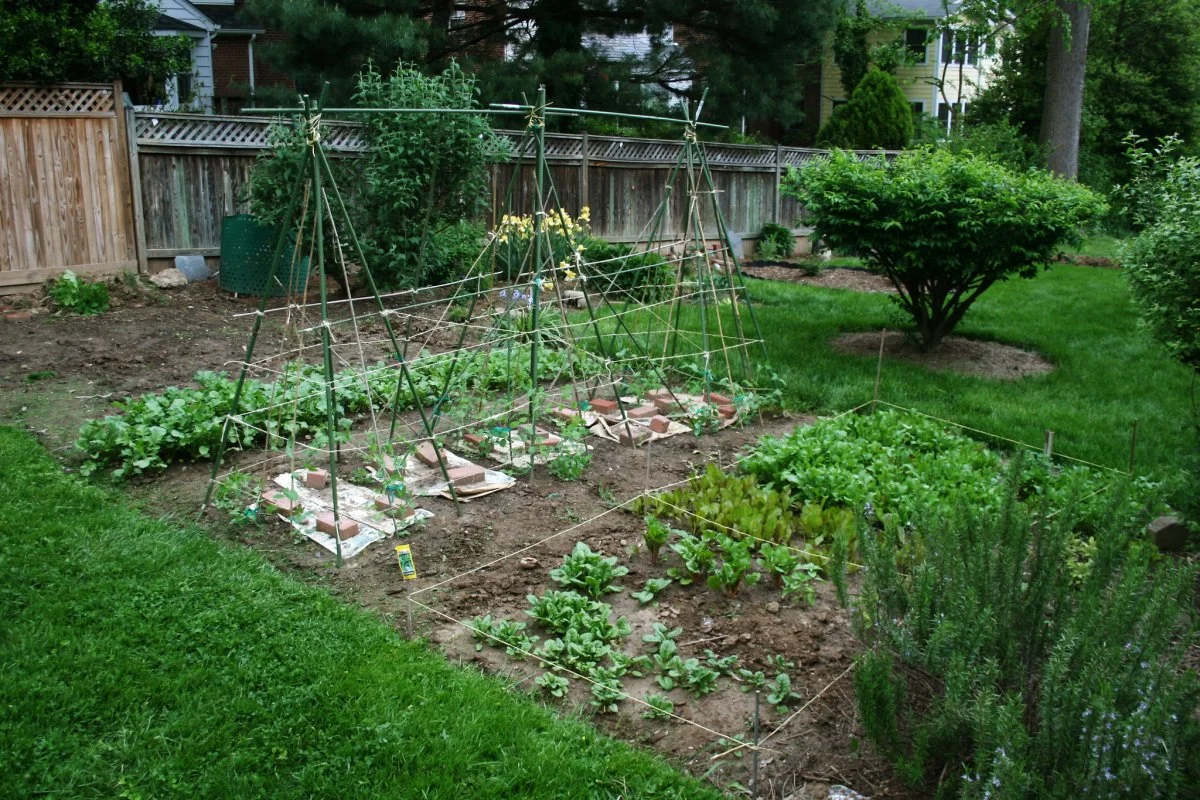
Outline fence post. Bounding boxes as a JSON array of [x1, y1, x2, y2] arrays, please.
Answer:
[[580, 130, 590, 216], [772, 143, 782, 225], [123, 97, 149, 274]]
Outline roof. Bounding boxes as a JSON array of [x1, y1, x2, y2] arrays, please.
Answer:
[[195, 3, 265, 33], [154, 12, 207, 33]]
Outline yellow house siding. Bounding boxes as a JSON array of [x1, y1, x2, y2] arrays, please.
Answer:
[[816, 23, 997, 131]]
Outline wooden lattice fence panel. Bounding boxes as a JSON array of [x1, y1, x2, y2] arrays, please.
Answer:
[[0, 83, 136, 292], [135, 113, 366, 152]]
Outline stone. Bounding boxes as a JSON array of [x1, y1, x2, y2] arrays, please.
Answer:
[[1148, 515, 1190, 551], [316, 512, 359, 540], [765, 601, 781, 614], [562, 289, 587, 309], [260, 490, 301, 516], [446, 464, 486, 487], [519, 557, 540, 570], [149, 268, 188, 289], [414, 440, 440, 466], [649, 415, 671, 434], [303, 468, 329, 489], [589, 397, 618, 415], [626, 404, 658, 419]]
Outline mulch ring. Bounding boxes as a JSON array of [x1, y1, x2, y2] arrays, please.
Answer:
[[832, 330, 1054, 381]]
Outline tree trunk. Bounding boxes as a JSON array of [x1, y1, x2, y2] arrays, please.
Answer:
[[1039, 1, 1092, 179]]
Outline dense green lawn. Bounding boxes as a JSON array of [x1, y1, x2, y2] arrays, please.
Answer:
[[746, 264, 1195, 475], [0, 427, 720, 800]]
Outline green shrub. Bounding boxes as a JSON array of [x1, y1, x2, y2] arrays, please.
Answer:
[[817, 67, 914, 151], [840, 466, 1200, 797], [580, 238, 673, 304], [783, 149, 1105, 350], [49, 270, 109, 315], [1118, 136, 1200, 371], [753, 222, 794, 261]]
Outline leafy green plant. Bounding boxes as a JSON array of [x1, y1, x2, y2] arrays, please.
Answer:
[[665, 533, 716, 586], [646, 464, 798, 547], [784, 148, 1106, 350], [535, 671, 570, 699], [650, 640, 686, 692], [705, 534, 761, 597], [702, 649, 739, 676], [469, 615, 538, 659], [49, 270, 109, 315], [758, 542, 799, 587], [525, 590, 628, 644], [213, 470, 263, 520], [642, 515, 672, 563], [549, 542, 629, 599], [641, 623, 682, 650], [630, 577, 672, 606], [680, 659, 721, 698], [642, 693, 675, 720], [736, 669, 767, 692], [765, 672, 801, 713], [781, 563, 821, 606], [588, 671, 625, 714], [546, 447, 591, 481], [753, 222, 794, 262]]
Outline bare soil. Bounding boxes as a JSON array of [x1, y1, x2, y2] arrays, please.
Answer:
[[0, 277, 925, 799], [741, 264, 896, 294], [833, 330, 1055, 381]]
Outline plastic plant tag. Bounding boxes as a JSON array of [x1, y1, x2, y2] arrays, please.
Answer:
[[395, 543, 417, 580]]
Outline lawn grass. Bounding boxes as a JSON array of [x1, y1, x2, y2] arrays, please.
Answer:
[[745, 264, 1195, 476], [0, 426, 721, 800]]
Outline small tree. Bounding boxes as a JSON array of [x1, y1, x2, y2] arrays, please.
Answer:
[[784, 149, 1104, 350], [817, 67, 914, 151]]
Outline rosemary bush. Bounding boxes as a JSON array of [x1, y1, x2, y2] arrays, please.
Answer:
[[838, 462, 1199, 798]]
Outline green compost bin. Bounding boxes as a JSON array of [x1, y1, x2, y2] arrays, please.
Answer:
[[219, 214, 310, 297]]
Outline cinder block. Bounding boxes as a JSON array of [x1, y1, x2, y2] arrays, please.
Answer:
[[649, 415, 671, 434], [304, 468, 329, 489], [261, 490, 302, 516], [447, 464, 486, 487], [316, 512, 359, 539]]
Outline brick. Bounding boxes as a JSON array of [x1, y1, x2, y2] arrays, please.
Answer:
[[717, 404, 737, 419], [463, 433, 485, 447], [414, 440, 440, 466], [649, 415, 671, 434], [3, 311, 32, 322], [260, 490, 301, 516], [644, 387, 673, 401], [380, 455, 398, 474], [537, 435, 561, 447], [626, 404, 658, 419], [552, 406, 580, 421], [705, 392, 732, 405], [316, 512, 359, 539], [589, 398, 618, 415], [303, 468, 329, 489], [375, 494, 405, 514], [446, 464, 486, 487], [653, 395, 683, 413], [617, 424, 652, 446]]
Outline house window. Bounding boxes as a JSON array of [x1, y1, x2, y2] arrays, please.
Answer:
[[904, 28, 928, 63], [937, 101, 967, 133], [941, 30, 979, 65], [450, 8, 467, 29], [911, 101, 924, 116]]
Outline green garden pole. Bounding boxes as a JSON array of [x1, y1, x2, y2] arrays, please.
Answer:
[[201, 138, 313, 513], [310, 106, 346, 569], [527, 87, 547, 462]]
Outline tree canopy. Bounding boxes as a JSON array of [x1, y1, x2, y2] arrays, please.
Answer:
[[0, 0, 191, 89], [244, 0, 840, 133]]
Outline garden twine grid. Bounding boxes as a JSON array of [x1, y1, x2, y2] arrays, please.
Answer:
[[400, 396, 1129, 759]]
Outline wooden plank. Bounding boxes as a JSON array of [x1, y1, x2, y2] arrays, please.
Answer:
[[0, 260, 135, 287], [110, 83, 138, 267], [125, 107, 148, 272]]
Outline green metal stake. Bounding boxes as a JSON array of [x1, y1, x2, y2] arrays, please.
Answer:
[[310, 104, 346, 569], [526, 87, 547, 467]]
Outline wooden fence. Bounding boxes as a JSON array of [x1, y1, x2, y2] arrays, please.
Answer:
[[0, 83, 138, 291], [130, 112, 863, 261], [0, 89, 889, 292]]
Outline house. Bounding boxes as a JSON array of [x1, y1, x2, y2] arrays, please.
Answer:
[[146, 0, 294, 113], [816, 0, 999, 134]]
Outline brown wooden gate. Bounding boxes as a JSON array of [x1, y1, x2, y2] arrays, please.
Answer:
[[0, 83, 138, 292]]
